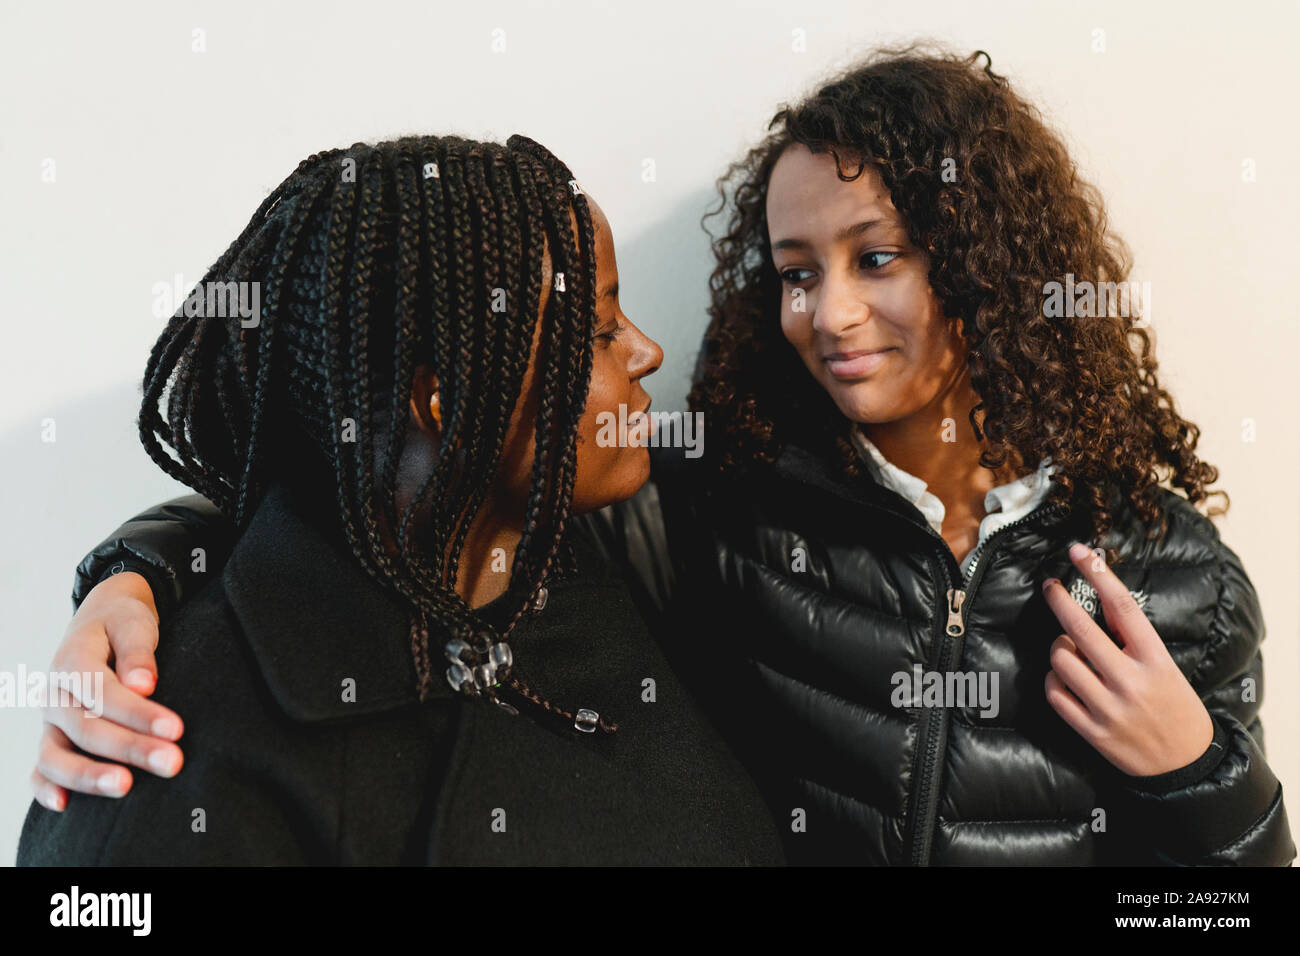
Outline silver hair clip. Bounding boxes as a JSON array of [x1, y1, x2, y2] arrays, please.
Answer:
[[423, 162, 440, 180]]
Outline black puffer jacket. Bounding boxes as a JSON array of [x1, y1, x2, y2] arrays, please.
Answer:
[[74, 444, 1294, 866], [591, 444, 1294, 866]]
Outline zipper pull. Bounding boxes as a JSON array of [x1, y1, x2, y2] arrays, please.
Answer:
[[945, 588, 966, 637]]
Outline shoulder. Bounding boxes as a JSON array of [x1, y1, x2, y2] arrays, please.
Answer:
[[1099, 485, 1246, 584], [1104, 486, 1263, 683], [18, 577, 319, 866], [153, 573, 274, 718]]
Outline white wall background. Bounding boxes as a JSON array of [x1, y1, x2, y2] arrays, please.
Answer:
[[1, 0, 1296, 864]]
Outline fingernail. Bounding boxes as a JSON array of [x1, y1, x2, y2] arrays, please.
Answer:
[[98, 771, 125, 795], [125, 668, 154, 690], [151, 716, 181, 739], [148, 749, 179, 776], [1068, 542, 1091, 560], [1042, 577, 1060, 593]]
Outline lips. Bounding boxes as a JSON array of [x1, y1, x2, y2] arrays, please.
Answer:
[[825, 348, 895, 379], [630, 400, 656, 438]]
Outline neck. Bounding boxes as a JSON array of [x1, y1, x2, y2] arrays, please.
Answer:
[[453, 504, 523, 610], [861, 375, 1021, 523], [392, 425, 525, 611]]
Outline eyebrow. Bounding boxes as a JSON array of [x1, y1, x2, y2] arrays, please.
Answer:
[[599, 281, 619, 302], [770, 219, 889, 252]]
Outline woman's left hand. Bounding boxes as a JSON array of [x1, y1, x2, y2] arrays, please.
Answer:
[[1042, 542, 1215, 778]]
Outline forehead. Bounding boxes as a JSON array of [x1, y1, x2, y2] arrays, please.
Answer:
[[588, 197, 612, 247], [541, 195, 612, 272], [586, 198, 616, 279], [765, 143, 899, 231]]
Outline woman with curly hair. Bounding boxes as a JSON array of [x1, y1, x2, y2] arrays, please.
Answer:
[[26, 48, 1293, 865]]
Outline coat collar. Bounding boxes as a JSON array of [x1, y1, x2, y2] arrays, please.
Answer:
[[767, 438, 927, 528], [766, 436, 1077, 541], [848, 424, 1059, 537], [221, 483, 527, 723]]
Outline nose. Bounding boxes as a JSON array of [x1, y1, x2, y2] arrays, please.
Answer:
[[811, 270, 870, 339], [625, 317, 663, 380]]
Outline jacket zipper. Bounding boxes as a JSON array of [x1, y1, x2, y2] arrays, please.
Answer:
[[904, 501, 1068, 865]]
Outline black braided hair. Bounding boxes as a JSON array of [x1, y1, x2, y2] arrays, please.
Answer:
[[139, 134, 610, 729]]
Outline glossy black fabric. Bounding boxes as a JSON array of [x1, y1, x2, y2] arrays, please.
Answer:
[[19, 483, 784, 866], [58, 444, 1295, 865], [593, 444, 1295, 866]]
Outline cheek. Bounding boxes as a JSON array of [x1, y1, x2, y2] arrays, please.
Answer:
[[582, 356, 622, 424], [575, 360, 626, 465], [877, 279, 941, 360], [569, 357, 651, 506], [909, 305, 961, 371], [780, 306, 816, 365]]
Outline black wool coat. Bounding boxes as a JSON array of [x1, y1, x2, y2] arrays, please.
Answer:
[[17, 483, 785, 866]]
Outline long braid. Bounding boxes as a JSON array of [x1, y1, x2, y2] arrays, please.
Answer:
[[430, 143, 482, 587], [504, 165, 570, 587], [488, 142, 609, 729], [318, 146, 369, 574], [440, 144, 515, 593], [235, 169, 335, 525], [504, 148, 593, 595], [402, 138, 455, 592], [400, 140, 485, 653], [342, 152, 398, 586], [379, 144, 423, 559]]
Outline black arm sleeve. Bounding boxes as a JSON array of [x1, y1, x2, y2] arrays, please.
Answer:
[[1116, 537, 1294, 865], [576, 448, 769, 774], [72, 495, 236, 620]]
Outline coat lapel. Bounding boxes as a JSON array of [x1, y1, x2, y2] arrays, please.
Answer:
[[222, 483, 442, 722]]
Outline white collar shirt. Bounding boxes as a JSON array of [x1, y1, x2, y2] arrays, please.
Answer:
[[848, 425, 1056, 577]]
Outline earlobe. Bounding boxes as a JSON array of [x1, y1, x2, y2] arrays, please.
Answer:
[[408, 366, 443, 437]]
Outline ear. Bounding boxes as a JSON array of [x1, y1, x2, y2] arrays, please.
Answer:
[[408, 365, 442, 438]]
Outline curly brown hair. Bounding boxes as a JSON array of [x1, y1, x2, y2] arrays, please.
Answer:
[[689, 43, 1227, 550]]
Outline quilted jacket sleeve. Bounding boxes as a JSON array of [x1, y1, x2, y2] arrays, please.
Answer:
[[1118, 527, 1294, 865], [72, 495, 235, 620], [575, 449, 767, 766]]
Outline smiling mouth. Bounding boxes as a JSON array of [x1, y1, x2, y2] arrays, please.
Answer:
[[824, 348, 896, 379], [629, 401, 656, 438]]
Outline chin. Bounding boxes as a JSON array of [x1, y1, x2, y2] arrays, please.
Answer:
[[616, 450, 653, 499], [823, 381, 882, 424], [570, 451, 651, 514]]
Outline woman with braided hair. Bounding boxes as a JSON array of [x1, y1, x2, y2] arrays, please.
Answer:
[[17, 133, 784, 865]]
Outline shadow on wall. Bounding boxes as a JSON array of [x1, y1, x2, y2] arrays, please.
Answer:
[[612, 187, 725, 412]]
